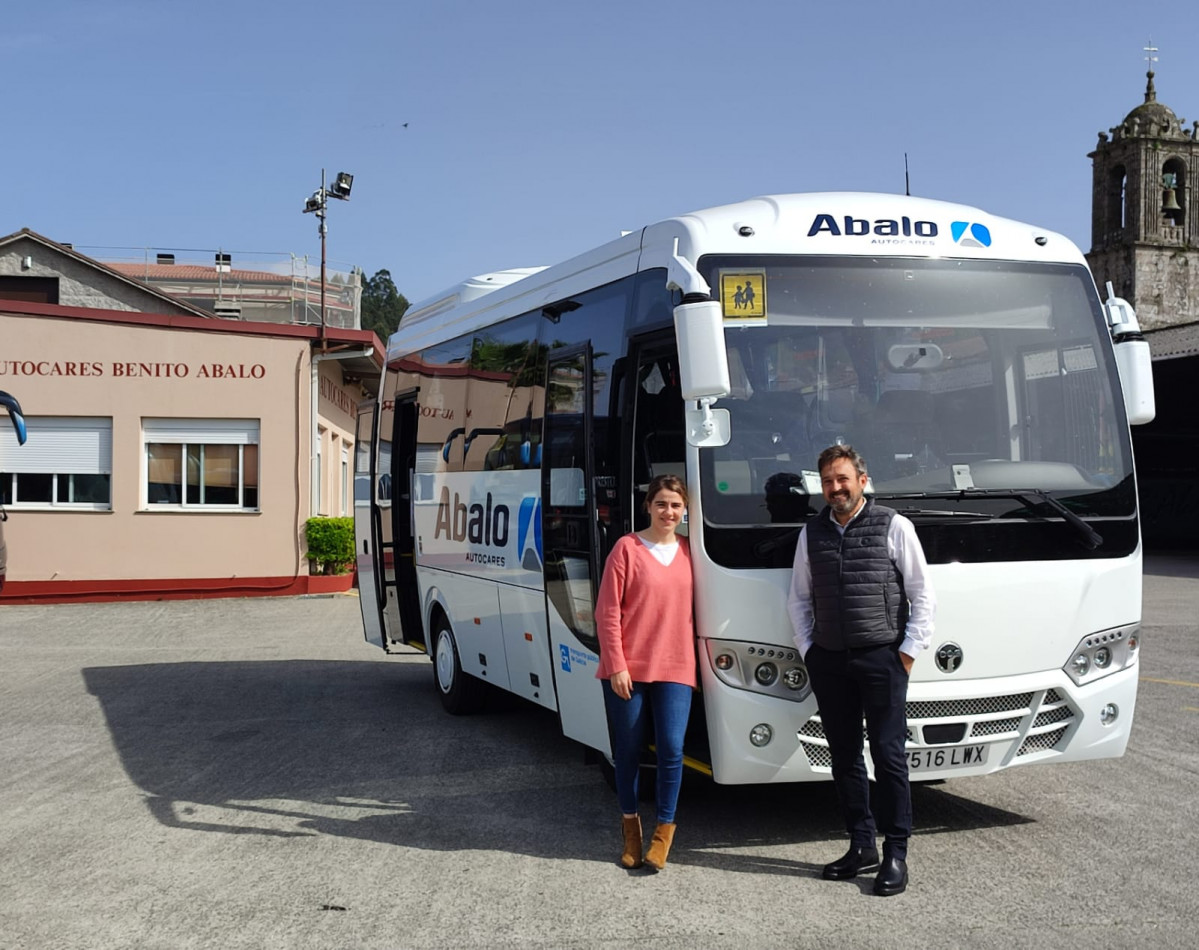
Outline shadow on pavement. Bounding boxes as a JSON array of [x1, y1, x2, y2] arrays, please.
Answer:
[[83, 659, 1032, 875], [1143, 553, 1199, 580]]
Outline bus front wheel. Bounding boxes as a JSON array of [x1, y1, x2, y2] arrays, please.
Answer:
[[432, 618, 485, 715]]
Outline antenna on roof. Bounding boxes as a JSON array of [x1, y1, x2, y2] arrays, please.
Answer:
[[904, 153, 911, 197]]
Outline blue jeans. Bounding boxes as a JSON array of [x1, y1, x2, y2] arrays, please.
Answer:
[[602, 680, 692, 823]]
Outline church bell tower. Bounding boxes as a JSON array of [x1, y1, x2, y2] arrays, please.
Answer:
[[1087, 67, 1199, 330]]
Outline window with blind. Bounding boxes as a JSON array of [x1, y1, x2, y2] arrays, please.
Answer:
[[143, 419, 260, 510], [0, 417, 112, 509]]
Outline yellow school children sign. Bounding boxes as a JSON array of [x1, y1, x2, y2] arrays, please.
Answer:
[[720, 272, 767, 321]]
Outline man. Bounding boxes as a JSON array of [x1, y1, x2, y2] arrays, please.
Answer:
[[787, 444, 935, 897]]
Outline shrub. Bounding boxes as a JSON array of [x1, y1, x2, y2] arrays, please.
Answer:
[[305, 517, 355, 574]]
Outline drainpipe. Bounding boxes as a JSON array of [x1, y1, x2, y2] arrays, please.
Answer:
[[310, 347, 373, 517]]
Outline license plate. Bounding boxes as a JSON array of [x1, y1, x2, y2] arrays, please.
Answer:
[[906, 744, 988, 772]]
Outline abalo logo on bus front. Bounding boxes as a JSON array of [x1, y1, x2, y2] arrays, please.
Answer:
[[951, 221, 992, 247], [807, 212, 995, 249], [808, 212, 939, 245]]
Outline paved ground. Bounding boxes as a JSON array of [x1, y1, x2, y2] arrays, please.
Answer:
[[1, 554, 1196, 949]]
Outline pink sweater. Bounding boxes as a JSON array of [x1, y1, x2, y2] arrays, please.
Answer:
[[594, 534, 697, 688]]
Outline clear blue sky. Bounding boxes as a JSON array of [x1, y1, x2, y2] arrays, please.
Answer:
[[7, 0, 1198, 304]]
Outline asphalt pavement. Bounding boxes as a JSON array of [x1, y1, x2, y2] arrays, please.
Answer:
[[1, 554, 1196, 949]]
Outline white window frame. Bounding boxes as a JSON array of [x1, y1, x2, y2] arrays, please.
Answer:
[[341, 446, 350, 516], [316, 426, 325, 516], [0, 417, 113, 510], [142, 418, 260, 511]]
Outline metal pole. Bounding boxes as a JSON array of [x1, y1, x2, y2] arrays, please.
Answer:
[[319, 168, 327, 346]]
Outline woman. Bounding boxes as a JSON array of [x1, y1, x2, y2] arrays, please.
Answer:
[[594, 474, 696, 871]]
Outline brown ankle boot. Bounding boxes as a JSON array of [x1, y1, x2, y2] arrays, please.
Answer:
[[644, 822, 676, 870], [620, 816, 643, 868]]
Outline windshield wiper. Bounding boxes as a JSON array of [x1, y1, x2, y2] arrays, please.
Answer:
[[881, 490, 1103, 549], [894, 506, 992, 519]]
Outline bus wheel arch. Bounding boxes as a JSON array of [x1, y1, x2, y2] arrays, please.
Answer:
[[430, 612, 486, 715]]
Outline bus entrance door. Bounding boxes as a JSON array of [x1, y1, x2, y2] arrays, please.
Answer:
[[354, 391, 423, 652], [541, 345, 611, 756]]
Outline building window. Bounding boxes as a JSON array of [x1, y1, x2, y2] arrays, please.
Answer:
[[0, 275, 61, 304], [0, 417, 112, 509], [316, 426, 325, 515], [143, 419, 259, 510], [341, 447, 350, 516]]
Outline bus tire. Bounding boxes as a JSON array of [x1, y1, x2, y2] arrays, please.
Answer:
[[432, 617, 485, 715]]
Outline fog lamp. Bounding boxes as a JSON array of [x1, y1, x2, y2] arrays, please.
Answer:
[[1100, 703, 1119, 726], [782, 667, 808, 691], [749, 723, 773, 747]]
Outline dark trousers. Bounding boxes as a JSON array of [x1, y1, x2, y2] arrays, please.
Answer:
[[805, 642, 912, 860]]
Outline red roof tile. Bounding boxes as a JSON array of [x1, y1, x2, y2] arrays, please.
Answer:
[[107, 263, 300, 283]]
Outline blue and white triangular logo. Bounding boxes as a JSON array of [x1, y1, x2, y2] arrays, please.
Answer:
[[518, 496, 542, 572]]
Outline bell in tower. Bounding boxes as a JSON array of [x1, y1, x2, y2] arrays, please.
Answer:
[[1162, 174, 1181, 212]]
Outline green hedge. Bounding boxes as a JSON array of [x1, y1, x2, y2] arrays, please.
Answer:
[[305, 517, 355, 574]]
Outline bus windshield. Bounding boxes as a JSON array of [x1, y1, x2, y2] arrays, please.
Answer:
[[697, 255, 1134, 530]]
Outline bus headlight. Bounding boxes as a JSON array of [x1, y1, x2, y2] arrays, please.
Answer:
[[755, 662, 779, 686], [705, 639, 813, 703], [1063, 624, 1140, 686]]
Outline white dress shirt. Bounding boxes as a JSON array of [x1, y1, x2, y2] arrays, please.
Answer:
[[786, 502, 936, 661]]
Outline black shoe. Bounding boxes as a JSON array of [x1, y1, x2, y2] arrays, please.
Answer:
[[821, 845, 881, 880], [872, 856, 908, 896]]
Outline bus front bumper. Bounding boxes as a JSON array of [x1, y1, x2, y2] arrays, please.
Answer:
[[699, 660, 1139, 785]]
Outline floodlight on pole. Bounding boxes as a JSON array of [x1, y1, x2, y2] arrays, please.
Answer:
[[300, 168, 353, 343], [330, 172, 354, 200]]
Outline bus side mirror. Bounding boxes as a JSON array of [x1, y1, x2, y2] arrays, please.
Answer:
[[673, 300, 732, 447], [1103, 288, 1156, 426], [1113, 337, 1155, 425], [673, 300, 730, 401]]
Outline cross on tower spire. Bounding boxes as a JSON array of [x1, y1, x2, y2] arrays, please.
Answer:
[[1143, 40, 1159, 101]]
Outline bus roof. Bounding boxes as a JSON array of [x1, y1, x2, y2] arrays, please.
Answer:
[[389, 192, 1086, 360]]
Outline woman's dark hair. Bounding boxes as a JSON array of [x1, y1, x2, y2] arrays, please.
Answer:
[[645, 473, 688, 509]]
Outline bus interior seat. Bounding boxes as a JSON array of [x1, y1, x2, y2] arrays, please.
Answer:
[[726, 347, 754, 400], [865, 389, 940, 480], [636, 378, 684, 484], [645, 429, 685, 482]]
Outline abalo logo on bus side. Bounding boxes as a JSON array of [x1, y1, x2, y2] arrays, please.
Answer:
[[434, 487, 511, 547], [517, 496, 543, 572]]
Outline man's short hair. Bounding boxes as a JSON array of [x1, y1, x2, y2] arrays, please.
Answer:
[[817, 444, 868, 478]]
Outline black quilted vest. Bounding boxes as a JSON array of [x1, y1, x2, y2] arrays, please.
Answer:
[[806, 499, 908, 650]]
